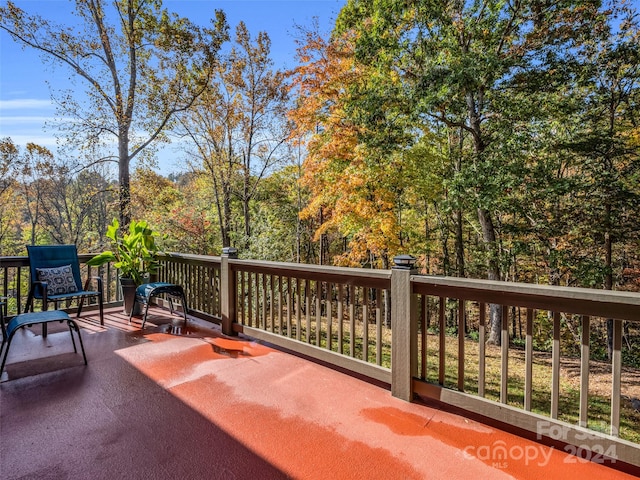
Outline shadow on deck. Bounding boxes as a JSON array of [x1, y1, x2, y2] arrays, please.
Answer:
[[0, 307, 636, 479]]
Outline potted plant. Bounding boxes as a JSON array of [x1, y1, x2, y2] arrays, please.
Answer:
[[87, 219, 161, 314]]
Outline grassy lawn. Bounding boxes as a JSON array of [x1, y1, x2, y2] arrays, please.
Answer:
[[420, 333, 640, 444]]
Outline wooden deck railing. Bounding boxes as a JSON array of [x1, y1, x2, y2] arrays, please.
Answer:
[[402, 272, 640, 468], [2, 252, 639, 467], [158, 254, 393, 382], [226, 257, 392, 383], [0, 254, 123, 314], [157, 253, 222, 324]]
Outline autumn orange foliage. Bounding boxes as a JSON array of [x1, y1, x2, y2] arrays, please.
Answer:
[[288, 28, 401, 268]]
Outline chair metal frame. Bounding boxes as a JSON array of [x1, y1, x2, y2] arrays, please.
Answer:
[[25, 245, 104, 326], [0, 310, 87, 378]]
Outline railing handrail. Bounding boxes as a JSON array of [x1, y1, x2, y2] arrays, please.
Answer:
[[0, 253, 125, 315], [6, 252, 640, 299], [229, 258, 392, 289], [412, 275, 640, 322], [5, 252, 640, 321], [160, 252, 222, 265], [1, 253, 113, 265], [0, 256, 30, 267]]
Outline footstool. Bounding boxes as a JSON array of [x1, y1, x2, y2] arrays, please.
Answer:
[[0, 310, 87, 377], [129, 282, 188, 329]]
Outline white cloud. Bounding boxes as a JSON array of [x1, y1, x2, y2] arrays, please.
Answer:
[[0, 99, 54, 110], [0, 133, 59, 147], [0, 114, 62, 147], [0, 115, 56, 124]]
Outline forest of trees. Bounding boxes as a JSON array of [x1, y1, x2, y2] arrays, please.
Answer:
[[0, 0, 639, 305]]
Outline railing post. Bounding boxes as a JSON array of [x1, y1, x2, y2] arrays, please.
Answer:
[[391, 257, 418, 401], [221, 248, 237, 336]]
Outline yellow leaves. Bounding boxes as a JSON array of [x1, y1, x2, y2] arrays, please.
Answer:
[[0, 138, 18, 158], [299, 133, 403, 265], [288, 24, 409, 267], [25, 143, 53, 159], [624, 126, 640, 149], [288, 28, 361, 139]]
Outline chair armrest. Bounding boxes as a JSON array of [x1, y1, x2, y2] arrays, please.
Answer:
[[32, 280, 49, 303], [25, 280, 50, 312], [84, 275, 104, 293]]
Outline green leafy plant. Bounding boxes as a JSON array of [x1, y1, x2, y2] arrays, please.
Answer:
[[87, 219, 161, 285]]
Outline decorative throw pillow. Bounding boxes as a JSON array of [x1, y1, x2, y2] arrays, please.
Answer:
[[36, 265, 78, 297]]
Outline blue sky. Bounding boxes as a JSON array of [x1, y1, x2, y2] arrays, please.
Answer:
[[0, 0, 345, 173]]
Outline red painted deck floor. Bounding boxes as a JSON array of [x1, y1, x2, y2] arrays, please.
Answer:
[[1, 307, 638, 480]]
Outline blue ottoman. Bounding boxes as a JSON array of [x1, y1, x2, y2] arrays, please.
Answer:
[[0, 310, 87, 377], [129, 282, 188, 329]]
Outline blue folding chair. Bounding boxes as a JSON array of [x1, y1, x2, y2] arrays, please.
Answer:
[[25, 245, 104, 326]]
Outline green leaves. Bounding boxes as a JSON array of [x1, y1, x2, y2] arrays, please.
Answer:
[[87, 218, 161, 284]]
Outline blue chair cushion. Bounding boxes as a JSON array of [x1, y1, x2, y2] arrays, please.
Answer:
[[135, 282, 184, 301]]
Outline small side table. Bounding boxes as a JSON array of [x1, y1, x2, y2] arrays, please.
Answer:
[[0, 310, 87, 377], [129, 282, 188, 329]]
